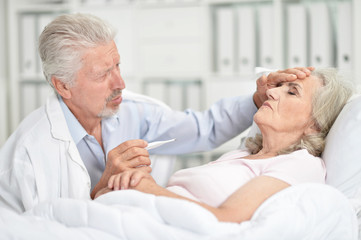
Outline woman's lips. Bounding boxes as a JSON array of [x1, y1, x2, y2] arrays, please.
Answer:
[[262, 102, 272, 110]]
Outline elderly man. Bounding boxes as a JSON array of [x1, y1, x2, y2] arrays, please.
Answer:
[[0, 13, 312, 213]]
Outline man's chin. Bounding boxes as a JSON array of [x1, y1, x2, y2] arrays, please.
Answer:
[[97, 106, 119, 118]]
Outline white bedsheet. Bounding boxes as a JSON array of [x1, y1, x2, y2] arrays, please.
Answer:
[[0, 183, 358, 240]]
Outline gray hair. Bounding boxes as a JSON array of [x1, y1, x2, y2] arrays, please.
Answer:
[[246, 68, 354, 157], [38, 13, 117, 88]]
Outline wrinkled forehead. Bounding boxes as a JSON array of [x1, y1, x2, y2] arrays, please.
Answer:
[[81, 41, 119, 70], [296, 75, 323, 93]]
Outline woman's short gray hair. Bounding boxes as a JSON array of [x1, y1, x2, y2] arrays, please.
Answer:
[[38, 13, 117, 88], [246, 68, 354, 157]]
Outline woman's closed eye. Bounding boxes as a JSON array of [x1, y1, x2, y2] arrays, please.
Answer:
[[288, 91, 296, 96], [288, 87, 299, 96]]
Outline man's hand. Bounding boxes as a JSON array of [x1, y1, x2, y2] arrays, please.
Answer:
[[91, 139, 151, 199], [106, 139, 151, 172], [253, 67, 314, 108]]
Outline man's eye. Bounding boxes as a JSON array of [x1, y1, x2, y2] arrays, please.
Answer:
[[116, 64, 121, 72], [288, 91, 296, 95]]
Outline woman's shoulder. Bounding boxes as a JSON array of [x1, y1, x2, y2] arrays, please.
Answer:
[[214, 149, 251, 162], [286, 149, 321, 160], [278, 149, 325, 169]]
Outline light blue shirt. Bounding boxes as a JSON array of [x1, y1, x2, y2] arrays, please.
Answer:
[[59, 97, 121, 190], [59, 94, 257, 191]]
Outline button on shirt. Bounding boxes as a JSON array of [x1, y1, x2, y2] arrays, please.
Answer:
[[59, 97, 120, 191]]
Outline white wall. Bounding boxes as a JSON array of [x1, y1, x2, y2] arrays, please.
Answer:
[[0, 0, 8, 146]]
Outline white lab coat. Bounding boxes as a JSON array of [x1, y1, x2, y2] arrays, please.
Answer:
[[0, 95, 91, 213]]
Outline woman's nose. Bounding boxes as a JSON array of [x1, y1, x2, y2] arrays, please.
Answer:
[[266, 87, 279, 100]]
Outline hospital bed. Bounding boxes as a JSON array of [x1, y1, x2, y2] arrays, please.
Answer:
[[0, 90, 360, 240]]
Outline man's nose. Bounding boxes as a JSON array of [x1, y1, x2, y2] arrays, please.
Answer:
[[110, 68, 125, 90]]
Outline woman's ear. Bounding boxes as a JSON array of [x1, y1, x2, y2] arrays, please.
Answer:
[[52, 77, 71, 99], [304, 121, 320, 136]]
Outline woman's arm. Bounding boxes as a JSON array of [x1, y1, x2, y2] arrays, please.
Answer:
[[132, 175, 290, 223], [207, 176, 290, 223], [96, 170, 290, 223]]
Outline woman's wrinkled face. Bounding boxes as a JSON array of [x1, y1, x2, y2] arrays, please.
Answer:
[[254, 75, 322, 136]]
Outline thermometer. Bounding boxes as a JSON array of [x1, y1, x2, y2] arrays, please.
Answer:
[[145, 138, 176, 150]]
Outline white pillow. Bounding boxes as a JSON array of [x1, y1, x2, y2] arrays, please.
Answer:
[[323, 94, 361, 199], [239, 121, 260, 150]]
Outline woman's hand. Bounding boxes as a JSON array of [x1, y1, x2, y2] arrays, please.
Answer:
[[94, 168, 154, 199], [90, 139, 152, 199], [108, 168, 154, 191], [253, 67, 314, 108]]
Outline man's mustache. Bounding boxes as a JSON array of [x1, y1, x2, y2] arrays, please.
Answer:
[[106, 89, 122, 102]]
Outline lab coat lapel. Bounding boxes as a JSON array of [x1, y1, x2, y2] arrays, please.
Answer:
[[46, 94, 87, 170], [46, 94, 91, 199]]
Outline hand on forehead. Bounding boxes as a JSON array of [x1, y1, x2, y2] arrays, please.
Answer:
[[253, 67, 315, 109], [266, 67, 315, 87]]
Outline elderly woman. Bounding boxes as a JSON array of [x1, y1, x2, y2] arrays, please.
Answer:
[[95, 68, 353, 223]]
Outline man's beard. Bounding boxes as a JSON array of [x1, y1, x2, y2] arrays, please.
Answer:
[[97, 89, 122, 118]]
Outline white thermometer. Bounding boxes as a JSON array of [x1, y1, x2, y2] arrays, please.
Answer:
[[145, 138, 176, 150]]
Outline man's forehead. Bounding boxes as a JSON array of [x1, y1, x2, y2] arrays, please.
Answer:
[[83, 54, 118, 72]]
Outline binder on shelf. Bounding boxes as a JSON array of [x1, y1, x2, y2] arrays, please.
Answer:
[[337, 1, 352, 70], [21, 84, 37, 118], [37, 13, 54, 41], [236, 6, 256, 75], [82, 0, 108, 5], [215, 7, 235, 75], [308, 2, 334, 67], [286, 4, 307, 68], [20, 14, 37, 77], [143, 81, 167, 105], [0, 80, 7, 143], [167, 83, 183, 110], [258, 5, 274, 69], [185, 82, 202, 111], [39, 84, 53, 106], [138, 0, 158, 4]]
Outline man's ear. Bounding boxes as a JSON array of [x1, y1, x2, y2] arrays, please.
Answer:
[[52, 77, 71, 99]]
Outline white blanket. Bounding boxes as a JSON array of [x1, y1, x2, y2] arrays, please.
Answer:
[[0, 184, 358, 240]]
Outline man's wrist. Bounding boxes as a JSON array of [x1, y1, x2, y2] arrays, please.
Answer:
[[91, 176, 108, 199], [253, 93, 262, 109]]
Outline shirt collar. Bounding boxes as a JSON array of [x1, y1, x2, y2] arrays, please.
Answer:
[[102, 113, 120, 132], [58, 96, 88, 145], [59, 96, 121, 143]]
